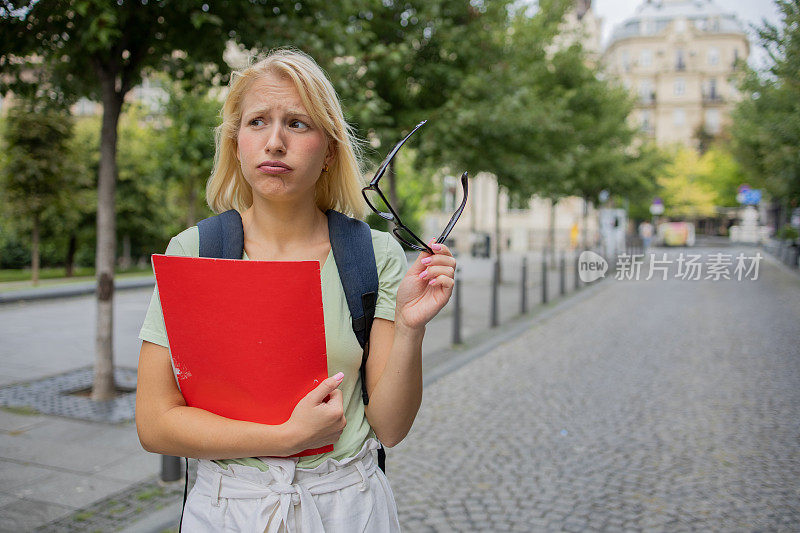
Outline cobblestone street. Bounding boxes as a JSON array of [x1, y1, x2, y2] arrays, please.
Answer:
[[387, 249, 800, 531]]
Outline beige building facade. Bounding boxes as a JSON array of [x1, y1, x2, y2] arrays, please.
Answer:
[[603, 0, 749, 147]]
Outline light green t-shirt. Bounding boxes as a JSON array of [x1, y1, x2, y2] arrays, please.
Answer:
[[138, 224, 408, 471]]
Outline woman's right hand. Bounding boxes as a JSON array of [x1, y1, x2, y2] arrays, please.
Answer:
[[283, 372, 347, 454]]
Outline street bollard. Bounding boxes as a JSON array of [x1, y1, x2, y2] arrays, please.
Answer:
[[541, 253, 548, 304], [521, 256, 528, 314], [559, 251, 566, 296], [161, 455, 182, 482], [490, 259, 499, 328], [452, 270, 462, 345]]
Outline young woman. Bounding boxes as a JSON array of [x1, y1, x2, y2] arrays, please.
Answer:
[[135, 49, 456, 532]]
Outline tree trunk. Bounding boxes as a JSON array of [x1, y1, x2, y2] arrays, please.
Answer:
[[31, 211, 40, 286], [65, 234, 77, 277], [92, 72, 125, 402]]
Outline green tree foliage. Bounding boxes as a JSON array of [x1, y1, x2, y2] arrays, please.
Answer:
[[730, 0, 800, 208], [657, 146, 719, 219], [154, 78, 219, 229], [0, 0, 361, 399], [0, 99, 77, 283], [331, 0, 514, 220], [116, 103, 182, 268]]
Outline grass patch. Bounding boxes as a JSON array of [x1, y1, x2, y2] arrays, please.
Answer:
[[135, 487, 166, 501], [0, 265, 151, 283], [72, 510, 94, 522], [108, 504, 128, 515], [1, 405, 40, 416]]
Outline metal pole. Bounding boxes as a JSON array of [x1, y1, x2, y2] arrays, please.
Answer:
[[541, 253, 548, 304], [161, 455, 181, 482], [559, 251, 566, 296], [491, 259, 499, 327], [574, 251, 581, 290], [452, 271, 462, 345], [521, 256, 528, 314]]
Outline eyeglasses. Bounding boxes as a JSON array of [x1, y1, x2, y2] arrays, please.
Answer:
[[362, 120, 469, 255]]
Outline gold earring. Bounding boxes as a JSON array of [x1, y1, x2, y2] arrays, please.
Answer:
[[322, 164, 330, 173]]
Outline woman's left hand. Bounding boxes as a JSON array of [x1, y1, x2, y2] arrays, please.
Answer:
[[395, 241, 456, 331]]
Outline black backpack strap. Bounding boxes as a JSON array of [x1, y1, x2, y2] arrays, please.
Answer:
[[197, 209, 244, 259], [326, 209, 378, 350], [326, 209, 386, 472]]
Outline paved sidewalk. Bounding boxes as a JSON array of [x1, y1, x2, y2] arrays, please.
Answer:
[[387, 247, 800, 531]]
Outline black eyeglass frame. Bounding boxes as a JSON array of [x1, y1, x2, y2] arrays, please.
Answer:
[[362, 120, 469, 255]]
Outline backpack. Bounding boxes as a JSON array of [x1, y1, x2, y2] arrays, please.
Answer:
[[178, 208, 386, 529]]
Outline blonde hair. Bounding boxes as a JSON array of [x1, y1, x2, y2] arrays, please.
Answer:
[[206, 48, 366, 218]]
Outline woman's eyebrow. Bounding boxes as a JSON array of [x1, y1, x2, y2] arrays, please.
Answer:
[[243, 106, 310, 119]]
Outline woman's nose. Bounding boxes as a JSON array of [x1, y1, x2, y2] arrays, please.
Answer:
[[264, 124, 286, 154]]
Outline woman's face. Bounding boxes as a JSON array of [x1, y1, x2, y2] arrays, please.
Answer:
[[236, 72, 332, 205]]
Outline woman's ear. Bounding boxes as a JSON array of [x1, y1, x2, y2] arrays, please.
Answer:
[[324, 139, 336, 167]]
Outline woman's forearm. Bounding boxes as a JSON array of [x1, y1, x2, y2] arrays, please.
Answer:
[[137, 406, 300, 459], [364, 323, 425, 447]]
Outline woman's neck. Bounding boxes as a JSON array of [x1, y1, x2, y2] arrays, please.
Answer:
[[241, 199, 328, 253]]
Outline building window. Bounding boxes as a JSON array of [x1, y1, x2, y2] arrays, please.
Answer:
[[705, 109, 721, 134], [708, 47, 720, 66], [641, 110, 653, 133], [639, 79, 654, 103], [706, 78, 718, 100], [676, 49, 686, 71], [640, 49, 652, 67], [621, 50, 630, 72], [673, 108, 686, 126], [674, 78, 686, 96]]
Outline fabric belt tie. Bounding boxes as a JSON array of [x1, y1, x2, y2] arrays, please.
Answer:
[[202, 446, 376, 533]]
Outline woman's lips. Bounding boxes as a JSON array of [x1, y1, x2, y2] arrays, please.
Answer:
[[258, 165, 291, 174], [257, 161, 292, 174]]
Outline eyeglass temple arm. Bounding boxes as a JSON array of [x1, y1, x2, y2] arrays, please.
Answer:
[[369, 120, 428, 186], [435, 171, 469, 244]]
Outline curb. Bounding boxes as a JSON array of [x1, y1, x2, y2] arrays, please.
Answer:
[[0, 276, 155, 304]]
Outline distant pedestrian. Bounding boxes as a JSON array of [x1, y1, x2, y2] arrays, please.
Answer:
[[639, 221, 654, 251]]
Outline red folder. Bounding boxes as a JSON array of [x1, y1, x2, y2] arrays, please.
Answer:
[[151, 254, 332, 457]]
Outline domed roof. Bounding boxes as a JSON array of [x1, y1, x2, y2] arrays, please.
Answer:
[[609, 0, 745, 44]]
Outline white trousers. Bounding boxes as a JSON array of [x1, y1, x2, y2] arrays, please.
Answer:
[[181, 438, 401, 532]]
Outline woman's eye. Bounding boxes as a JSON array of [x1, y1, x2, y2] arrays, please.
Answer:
[[249, 118, 264, 127], [289, 119, 309, 129]]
